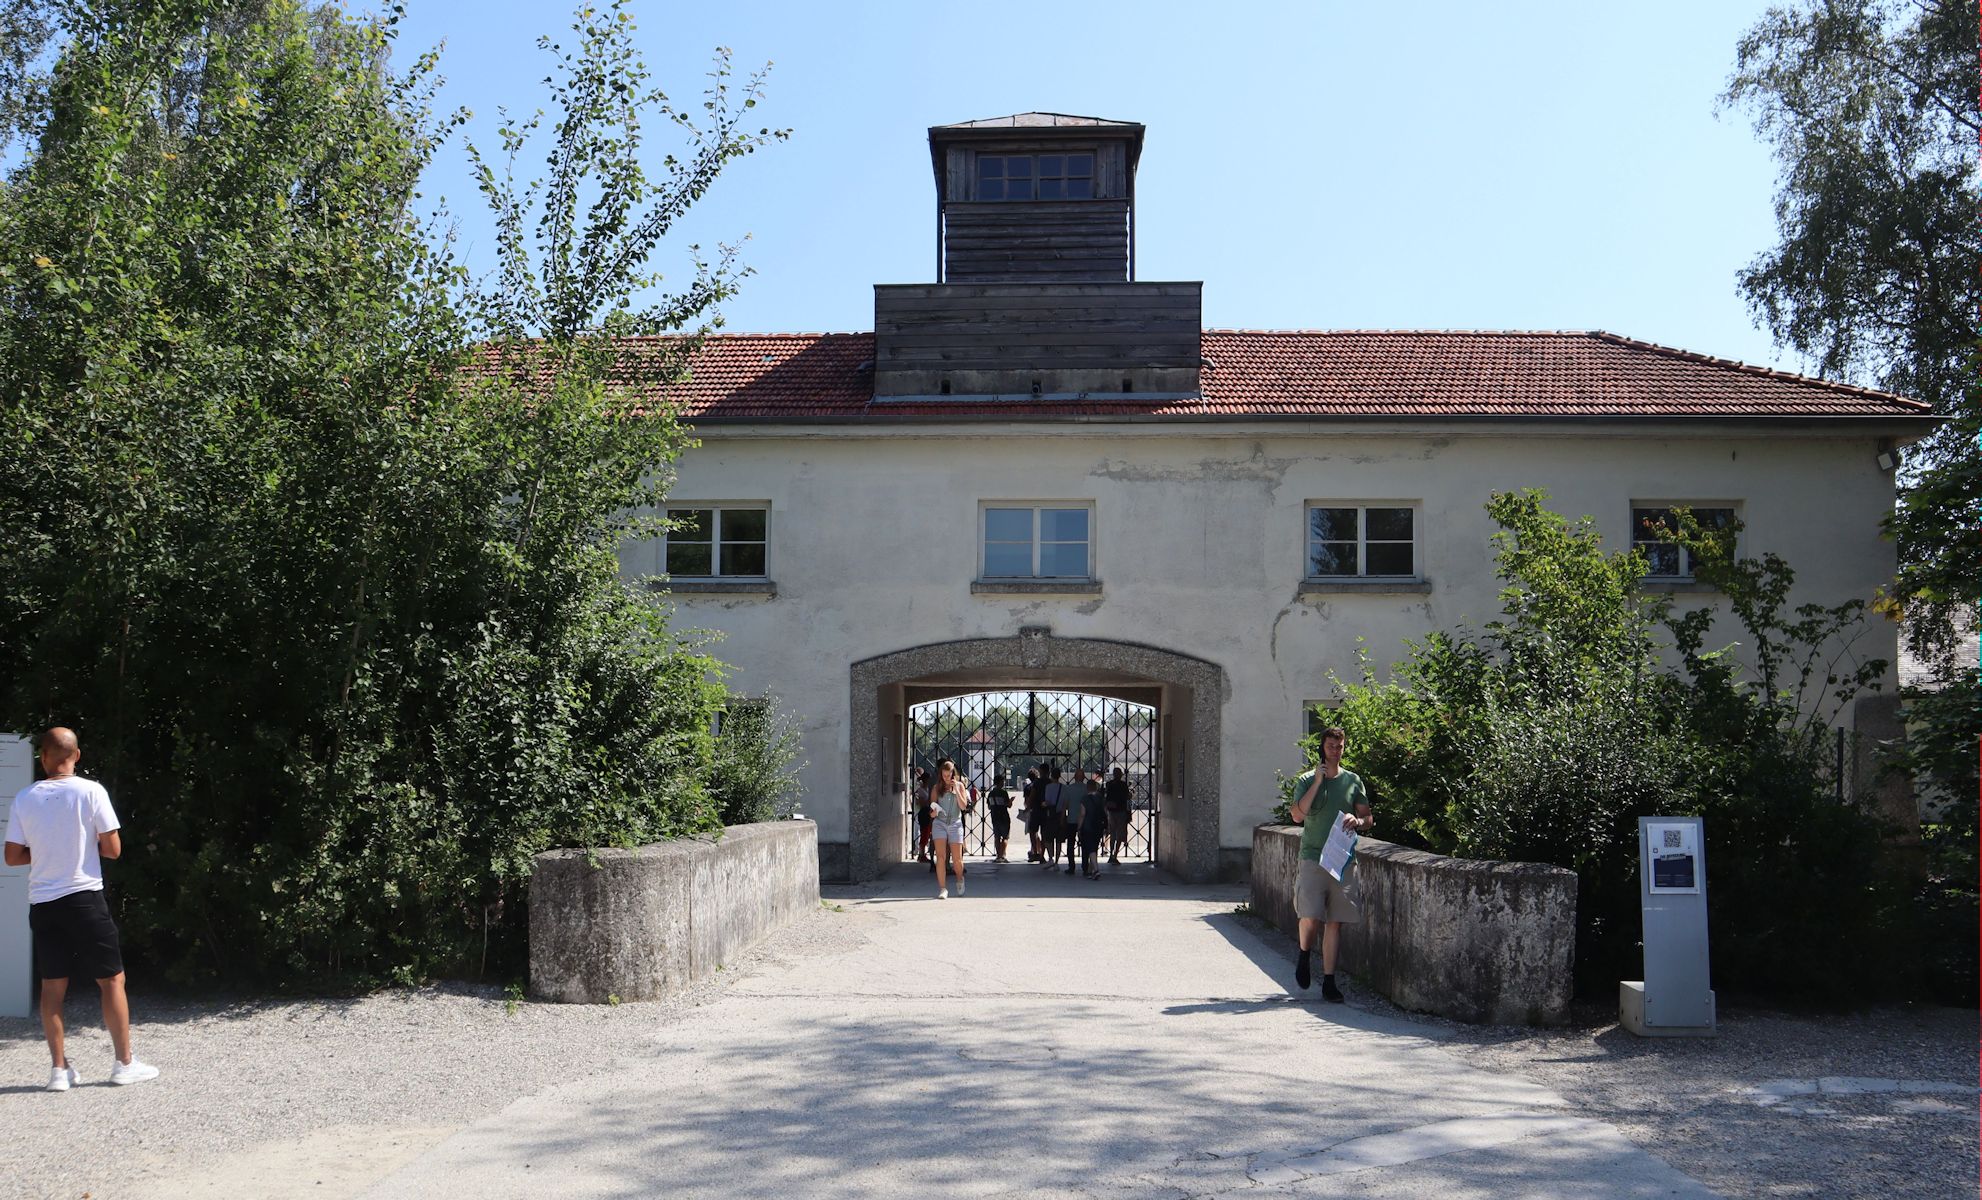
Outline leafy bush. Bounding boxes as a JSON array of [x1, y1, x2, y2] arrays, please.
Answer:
[[0, 1, 781, 988], [1325, 490, 1916, 1003], [707, 697, 807, 826]]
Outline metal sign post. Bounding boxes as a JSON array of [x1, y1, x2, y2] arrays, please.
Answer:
[[0, 736, 33, 1019], [1621, 815, 1716, 1037]]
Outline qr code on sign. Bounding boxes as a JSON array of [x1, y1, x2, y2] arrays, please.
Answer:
[[1663, 829, 1683, 848]]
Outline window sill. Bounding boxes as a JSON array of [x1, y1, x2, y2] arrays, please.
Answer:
[[1297, 578, 1432, 595], [1639, 579, 1720, 595], [971, 579, 1103, 596], [651, 579, 778, 597]]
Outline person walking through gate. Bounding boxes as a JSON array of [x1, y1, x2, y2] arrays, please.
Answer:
[[1288, 726, 1373, 1002], [1104, 767, 1132, 865], [1059, 767, 1088, 875], [1078, 774, 1107, 879], [1039, 766, 1064, 868], [913, 767, 933, 868], [3, 727, 159, 1089], [928, 759, 972, 897], [1022, 767, 1044, 863], [986, 773, 1014, 862]]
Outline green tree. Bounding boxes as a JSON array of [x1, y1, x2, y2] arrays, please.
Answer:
[[0, 0, 777, 987], [1725, 0, 1979, 663]]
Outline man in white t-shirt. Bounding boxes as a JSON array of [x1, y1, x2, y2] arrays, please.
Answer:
[[3, 727, 158, 1090]]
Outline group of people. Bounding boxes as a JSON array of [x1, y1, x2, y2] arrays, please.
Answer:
[[913, 759, 1136, 897]]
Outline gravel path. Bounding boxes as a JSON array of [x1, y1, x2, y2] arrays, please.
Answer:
[[1239, 913, 1980, 1200], [0, 894, 1972, 1200], [0, 901, 869, 1200]]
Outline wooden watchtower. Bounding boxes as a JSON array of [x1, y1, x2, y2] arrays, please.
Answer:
[[872, 113, 1202, 400]]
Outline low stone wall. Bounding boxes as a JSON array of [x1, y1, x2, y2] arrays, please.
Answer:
[[1251, 824, 1576, 1026], [530, 820, 820, 1004]]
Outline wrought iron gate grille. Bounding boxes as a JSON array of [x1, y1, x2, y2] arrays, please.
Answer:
[[903, 691, 1159, 862]]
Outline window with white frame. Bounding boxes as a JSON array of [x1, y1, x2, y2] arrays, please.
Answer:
[[664, 505, 768, 578], [982, 504, 1092, 578], [1631, 504, 1737, 579], [1305, 504, 1418, 578]]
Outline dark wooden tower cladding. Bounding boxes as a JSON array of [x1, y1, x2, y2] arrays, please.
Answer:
[[872, 113, 1203, 399]]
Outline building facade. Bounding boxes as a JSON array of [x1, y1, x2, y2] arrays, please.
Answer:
[[617, 114, 1937, 882]]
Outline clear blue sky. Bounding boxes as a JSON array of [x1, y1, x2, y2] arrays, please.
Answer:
[[393, 0, 1805, 374]]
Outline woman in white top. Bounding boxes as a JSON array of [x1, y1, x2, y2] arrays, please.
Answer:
[[928, 758, 972, 897]]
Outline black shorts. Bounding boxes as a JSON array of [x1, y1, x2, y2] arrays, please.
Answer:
[[29, 889, 125, 981], [990, 808, 1012, 837]]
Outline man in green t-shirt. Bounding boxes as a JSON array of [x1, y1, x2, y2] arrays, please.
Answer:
[[1288, 726, 1374, 1002]]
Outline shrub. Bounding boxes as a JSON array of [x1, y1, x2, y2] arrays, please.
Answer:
[[1325, 490, 1914, 1002], [706, 696, 807, 826]]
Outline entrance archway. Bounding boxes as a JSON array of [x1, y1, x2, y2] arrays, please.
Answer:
[[849, 630, 1223, 883]]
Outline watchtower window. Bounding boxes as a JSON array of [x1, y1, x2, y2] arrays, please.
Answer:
[[977, 153, 1094, 201]]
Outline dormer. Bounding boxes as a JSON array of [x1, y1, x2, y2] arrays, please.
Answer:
[[929, 113, 1144, 283]]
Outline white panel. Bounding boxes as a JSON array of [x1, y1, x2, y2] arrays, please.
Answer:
[[0, 736, 33, 1017]]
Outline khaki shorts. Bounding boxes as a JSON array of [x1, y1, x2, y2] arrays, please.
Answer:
[[1294, 860, 1361, 924]]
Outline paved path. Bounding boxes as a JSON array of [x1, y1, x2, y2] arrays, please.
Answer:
[[363, 862, 1719, 1199]]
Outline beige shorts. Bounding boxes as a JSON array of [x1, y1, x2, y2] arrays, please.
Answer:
[[1294, 860, 1361, 924]]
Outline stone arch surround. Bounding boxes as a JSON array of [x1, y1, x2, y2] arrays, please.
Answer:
[[848, 632, 1226, 883]]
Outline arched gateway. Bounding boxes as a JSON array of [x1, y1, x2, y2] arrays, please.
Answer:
[[848, 630, 1224, 884]]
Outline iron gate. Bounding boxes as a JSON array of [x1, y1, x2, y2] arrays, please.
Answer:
[[902, 690, 1159, 862]]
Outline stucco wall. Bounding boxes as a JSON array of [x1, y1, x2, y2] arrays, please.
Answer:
[[529, 820, 820, 1004], [1251, 824, 1578, 1025], [631, 423, 1900, 866]]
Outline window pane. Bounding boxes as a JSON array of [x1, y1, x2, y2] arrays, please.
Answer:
[[1064, 177, 1093, 199], [1039, 179, 1063, 200], [1308, 507, 1356, 542], [1006, 156, 1032, 177], [720, 542, 765, 577], [1006, 179, 1033, 200], [1039, 542, 1089, 577], [1367, 507, 1413, 541], [1309, 543, 1356, 577], [979, 157, 1004, 178], [668, 508, 711, 538], [722, 508, 767, 541], [1040, 508, 1088, 541], [1643, 543, 1681, 576], [1365, 543, 1414, 577], [1633, 508, 1674, 540], [667, 542, 713, 577], [985, 508, 1033, 542], [979, 179, 1005, 201], [1695, 507, 1736, 531], [1068, 154, 1093, 175], [984, 542, 1032, 578], [1039, 155, 1063, 176]]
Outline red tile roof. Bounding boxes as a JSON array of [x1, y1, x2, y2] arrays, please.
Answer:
[[575, 330, 1934, 423]]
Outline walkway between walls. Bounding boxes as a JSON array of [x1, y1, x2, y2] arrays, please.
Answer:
[[363, 864, 1720, 1199]]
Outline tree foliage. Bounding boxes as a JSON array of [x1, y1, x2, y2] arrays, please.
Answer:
[[0, 0, 784, 987], [1321, 491, 1920, 1003], [1725, 0, 1979, 668]]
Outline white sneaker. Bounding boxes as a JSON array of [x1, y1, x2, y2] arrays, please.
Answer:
[[110, 1058, 159, 1086], [937, 888, 949, 899], [45, 1064, 78, 1092], [955, 877, 965, 896]]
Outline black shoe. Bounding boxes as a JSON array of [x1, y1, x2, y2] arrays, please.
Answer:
[[1065, 865, 1075, 874], [1321, 977, 1344, 1003], [1295, 955, 1312, 990]]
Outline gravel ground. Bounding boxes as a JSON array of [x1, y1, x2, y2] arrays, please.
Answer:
[[0, 901, 870, 1200], [1239, 907, 1980, 1200], [1, 897, 1972, 1200], [1428, 999, 1980, 1200]]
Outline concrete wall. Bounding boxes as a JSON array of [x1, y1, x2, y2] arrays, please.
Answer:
[[1251, 824, 1578, 1026], [631, 422, 1901, 873], [529, 820, 820, 1004]]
